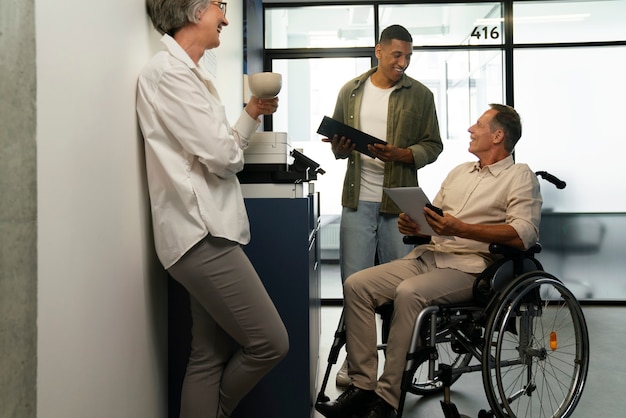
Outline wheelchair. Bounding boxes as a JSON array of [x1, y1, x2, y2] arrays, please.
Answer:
[[316, 172, 590, 418]]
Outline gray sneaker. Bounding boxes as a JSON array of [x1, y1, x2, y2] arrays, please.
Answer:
[[335, 358, 351, 387]]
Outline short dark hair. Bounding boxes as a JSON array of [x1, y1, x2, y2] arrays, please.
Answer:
[[379, 24, 413, 44], [489, 103, 522, 152]]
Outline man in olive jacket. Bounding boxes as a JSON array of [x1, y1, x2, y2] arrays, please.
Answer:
[[322, 23, 443, 388]]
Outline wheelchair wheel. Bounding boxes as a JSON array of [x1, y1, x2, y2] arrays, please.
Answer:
[[482, 271, 589, 418], [408, 334, 473, 395]]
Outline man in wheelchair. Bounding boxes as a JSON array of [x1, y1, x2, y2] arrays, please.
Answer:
[[316, 104, 543, 418]]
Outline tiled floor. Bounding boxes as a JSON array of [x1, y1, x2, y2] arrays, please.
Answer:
[[314, 262, 626, 418]]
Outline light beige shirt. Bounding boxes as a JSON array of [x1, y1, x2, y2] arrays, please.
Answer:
[[136, 35, 260, 269], [406, 155, 542, 273]]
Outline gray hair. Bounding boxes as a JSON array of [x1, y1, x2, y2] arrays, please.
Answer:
[[146, 0, 211, 36]]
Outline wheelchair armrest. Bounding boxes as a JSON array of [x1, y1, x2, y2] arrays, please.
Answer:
[[488, 243, 542, 257], [403, 235, 431, 246]]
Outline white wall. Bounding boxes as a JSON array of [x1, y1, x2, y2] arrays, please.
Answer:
[[35, 1, 244, 416]]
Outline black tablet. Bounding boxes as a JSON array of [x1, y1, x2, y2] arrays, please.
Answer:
[[317, 116, 387, 158]]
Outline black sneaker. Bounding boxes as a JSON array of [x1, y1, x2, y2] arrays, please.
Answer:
[[315, 384, 376, 418], [359, 395, 396, 418]]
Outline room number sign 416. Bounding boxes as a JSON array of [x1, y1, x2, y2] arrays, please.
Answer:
[[471, 26, 500, 40]]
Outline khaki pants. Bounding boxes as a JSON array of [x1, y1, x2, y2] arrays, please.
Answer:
[[168, 235, 289, 418], [343, 251, 475, 408]]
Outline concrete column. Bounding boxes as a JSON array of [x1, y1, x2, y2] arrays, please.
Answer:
[[0, 0, 37, 416]]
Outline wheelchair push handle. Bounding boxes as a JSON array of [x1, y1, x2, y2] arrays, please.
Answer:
[[535, 171, 566, 189]]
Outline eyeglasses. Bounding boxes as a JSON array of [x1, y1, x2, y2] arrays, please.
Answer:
[[212, 1, 227, 17]]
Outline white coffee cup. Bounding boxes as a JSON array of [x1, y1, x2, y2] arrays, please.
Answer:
[[248, 72, 282, 99]]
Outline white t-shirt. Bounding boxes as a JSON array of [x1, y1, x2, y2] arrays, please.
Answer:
[[358, 77, 395, 202]]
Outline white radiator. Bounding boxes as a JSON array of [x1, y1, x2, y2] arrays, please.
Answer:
[[320, 222, 340, 260]]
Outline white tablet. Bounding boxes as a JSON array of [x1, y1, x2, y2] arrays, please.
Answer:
[[384, 187, 454, 239]]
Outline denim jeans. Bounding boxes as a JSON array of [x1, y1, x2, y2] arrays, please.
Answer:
[[339, 201, 413, 282]]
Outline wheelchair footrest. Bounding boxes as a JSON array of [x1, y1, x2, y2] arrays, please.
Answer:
[[440, 400, 462, 418], [440, 400, 472, 418]]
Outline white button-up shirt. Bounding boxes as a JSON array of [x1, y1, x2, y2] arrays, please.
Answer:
[[136, 35, 260, 269]]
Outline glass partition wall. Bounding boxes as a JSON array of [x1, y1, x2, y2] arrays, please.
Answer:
[[260, 0, 626, 303]]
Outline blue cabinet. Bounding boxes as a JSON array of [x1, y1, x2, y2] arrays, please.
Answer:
[[168, 193, 321, 418], [232, 193, 321, 417]]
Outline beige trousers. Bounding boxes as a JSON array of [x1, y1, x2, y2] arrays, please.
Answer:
[[343, 251, 475, 408]]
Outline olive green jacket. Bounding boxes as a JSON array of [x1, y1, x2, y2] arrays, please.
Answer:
[[332, 67, 443, 214]]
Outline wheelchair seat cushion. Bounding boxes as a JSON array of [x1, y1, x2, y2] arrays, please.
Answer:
[[472, 254, 542, 306], [473, 260, 508, 306]]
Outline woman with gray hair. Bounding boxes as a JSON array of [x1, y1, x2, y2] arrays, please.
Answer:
[[137, 1, 289, 417]]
